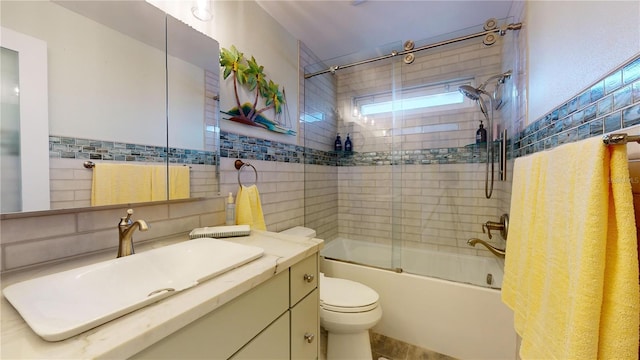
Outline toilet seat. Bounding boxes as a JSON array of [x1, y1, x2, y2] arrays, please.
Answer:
[[320, 275, 379, 313]]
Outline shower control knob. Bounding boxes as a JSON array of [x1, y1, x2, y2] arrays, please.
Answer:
[[304, 332, 315, 343], [303, 273, 315, 283]]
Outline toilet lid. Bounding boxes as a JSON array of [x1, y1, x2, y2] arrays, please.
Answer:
[[321, 276, 379, 313]]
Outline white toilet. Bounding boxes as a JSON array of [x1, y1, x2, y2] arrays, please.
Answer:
[[280, 227, 383, 360], [319, 273, 382, 360]]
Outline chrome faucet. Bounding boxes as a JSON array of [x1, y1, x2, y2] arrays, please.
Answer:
[[117, 209, 148, 258], [482, 213, 509, 240], [467, 238, 505, 258]]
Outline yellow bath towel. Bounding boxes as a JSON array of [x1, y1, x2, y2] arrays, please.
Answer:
[[91, 163, 190, 206], [150, 165, 168, 201], [502, 136, 639, 359], [91, 163, 153, 206], [235, 185, 266, 230], [150, 165, 190, 201]]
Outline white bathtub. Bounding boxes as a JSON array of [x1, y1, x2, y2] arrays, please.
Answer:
[[320, 238, 517, 360], [321, 237, 505, 288]]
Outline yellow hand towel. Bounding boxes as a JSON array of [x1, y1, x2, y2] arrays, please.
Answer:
[[91, 163, 153, 206], [150, 165, 190, 201], [502, 137, 639, 359], [169, 166, 190, 200], [235, 185, 266, 230], [150, 165, 168, 201]]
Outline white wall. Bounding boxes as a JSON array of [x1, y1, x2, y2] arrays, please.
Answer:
[[526, 0, 640, 123], [214, 1, 299, 145]]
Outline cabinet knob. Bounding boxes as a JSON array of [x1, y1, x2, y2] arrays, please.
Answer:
[[303, 273, 315, 283], [304, 332, 315, 343]]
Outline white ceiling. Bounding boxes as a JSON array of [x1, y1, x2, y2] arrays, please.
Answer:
[[256, 0, 516, 62]]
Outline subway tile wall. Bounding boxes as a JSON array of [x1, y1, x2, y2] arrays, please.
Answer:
[[1, 199, 223, 271], [4, 35, 636, 273], [48, 159, 217, 209], [0, 157, 306, 272]]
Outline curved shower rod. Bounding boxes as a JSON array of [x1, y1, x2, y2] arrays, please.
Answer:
[[304, 21, 522, 79]]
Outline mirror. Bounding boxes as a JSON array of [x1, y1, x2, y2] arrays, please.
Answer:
[[0, 0, 220, 214]]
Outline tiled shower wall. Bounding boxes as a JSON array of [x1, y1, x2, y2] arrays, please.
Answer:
[[330, 36, 510, 254]]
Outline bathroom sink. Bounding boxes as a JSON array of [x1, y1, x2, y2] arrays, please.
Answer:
[[2, 238, 264, 341]]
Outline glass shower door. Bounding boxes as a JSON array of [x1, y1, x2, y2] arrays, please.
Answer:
[[302, 41, 405, 272]]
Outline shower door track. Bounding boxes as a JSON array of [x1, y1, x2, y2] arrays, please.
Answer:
[[322, 256, 404, 273], [304, 21, 522, 79]]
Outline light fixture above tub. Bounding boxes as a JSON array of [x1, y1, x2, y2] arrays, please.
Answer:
[[192, 0, 213, 21]]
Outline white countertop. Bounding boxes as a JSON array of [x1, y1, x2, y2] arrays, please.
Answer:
[[0, 230, 323, 359]]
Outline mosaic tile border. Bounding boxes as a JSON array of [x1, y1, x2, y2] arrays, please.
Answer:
[[336, 145, 489, 166], [49, 136, 216, 165], [220, 130, 492, 167], [220, 131, 305, 163], [514, 55, 640, 157]]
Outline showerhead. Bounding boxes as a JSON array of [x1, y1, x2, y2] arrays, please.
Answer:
[[459, 69, 512, 115], [458, 85, 489, 117], [458, 85, 481, 101]]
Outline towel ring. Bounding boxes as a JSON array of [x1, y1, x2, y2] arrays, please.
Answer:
[[235, 159, 258, 186]]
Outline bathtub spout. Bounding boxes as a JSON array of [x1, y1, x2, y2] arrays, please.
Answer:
[[467, 238, 505, 258]]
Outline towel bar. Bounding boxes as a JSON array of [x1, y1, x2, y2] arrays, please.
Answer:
[[602, 133, 640, 145], [234, 159, 258, 186], [84, 161, 192, 169]]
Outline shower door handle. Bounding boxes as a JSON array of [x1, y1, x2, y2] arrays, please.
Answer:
[[499, 129, 507, 181]]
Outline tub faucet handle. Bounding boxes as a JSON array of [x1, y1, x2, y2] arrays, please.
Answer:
[[482, 214, 509, 240], [482, 222, 501, 239]]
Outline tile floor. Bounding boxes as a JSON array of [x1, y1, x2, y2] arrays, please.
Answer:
[[320, 329, 457, 360]]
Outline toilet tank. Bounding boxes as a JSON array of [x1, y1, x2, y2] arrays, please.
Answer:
[[280, 226, 316, 239]]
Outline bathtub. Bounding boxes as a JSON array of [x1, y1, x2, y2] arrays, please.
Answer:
[[321, 237, 505, 288], [320, 238, 517, 360]]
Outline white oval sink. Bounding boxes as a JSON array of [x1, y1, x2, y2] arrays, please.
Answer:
[[3, 238, 263, 341]]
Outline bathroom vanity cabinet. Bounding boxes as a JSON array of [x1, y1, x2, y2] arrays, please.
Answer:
[[0, 231, 322, 360], [132, 254, 319, 360]]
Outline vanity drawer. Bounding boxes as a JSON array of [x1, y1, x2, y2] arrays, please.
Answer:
[[132, 271, 288, 359], [290, 254, 318, 306], [291, 288, 319, 360], [230, 311, 290, 360]]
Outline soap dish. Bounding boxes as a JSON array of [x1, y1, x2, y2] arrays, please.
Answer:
[[189, 225, 251, 239]]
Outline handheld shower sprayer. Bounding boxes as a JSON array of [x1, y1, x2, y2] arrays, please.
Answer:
[[458, 70, 512, 199]]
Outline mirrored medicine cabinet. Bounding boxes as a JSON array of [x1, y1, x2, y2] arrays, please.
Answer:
[[0, 0, 221, 216]]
